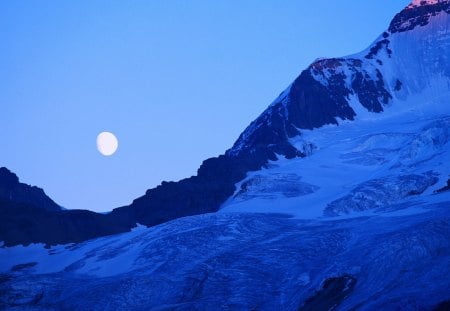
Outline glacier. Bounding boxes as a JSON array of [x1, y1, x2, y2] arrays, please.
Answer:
[[1, 200, 449, 310]]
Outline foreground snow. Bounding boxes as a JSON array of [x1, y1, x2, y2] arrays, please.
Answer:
[[0, 198, 449, 310]]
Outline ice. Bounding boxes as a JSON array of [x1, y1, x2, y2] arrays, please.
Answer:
[[221, 113, 450, 219], [0, 204, 449, 309], [324, 173, 439, 216]]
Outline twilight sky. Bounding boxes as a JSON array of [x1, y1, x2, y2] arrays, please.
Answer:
[[0, 1, 409, 212]]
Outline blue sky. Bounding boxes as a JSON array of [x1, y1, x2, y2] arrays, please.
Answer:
[[0, 1, 409, 212]]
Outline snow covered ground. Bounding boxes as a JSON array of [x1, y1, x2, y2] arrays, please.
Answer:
[[0, 199, 449, 310]]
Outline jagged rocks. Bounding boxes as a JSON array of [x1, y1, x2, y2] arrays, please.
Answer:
[[434, 177, 450, 193], [0, 167, 61, 212], [299, 275, 357, 311], [389, 0, 450, 33]]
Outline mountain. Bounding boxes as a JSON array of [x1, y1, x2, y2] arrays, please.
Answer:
[[111, 0, 450, 225], [1, 1, 450, 308], [0, 167, 61, 212], [1, 0, 450, 246], [0, 167, 136, 246]]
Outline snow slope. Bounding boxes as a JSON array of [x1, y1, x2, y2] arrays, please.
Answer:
[[221, 112, 450, 218], [221, 0, 450, 218], [0, 200, 449, 310]]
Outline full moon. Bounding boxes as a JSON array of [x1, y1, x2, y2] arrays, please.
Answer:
[[97, 132, 119, 156]]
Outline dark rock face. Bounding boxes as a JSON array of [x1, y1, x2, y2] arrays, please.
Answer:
[[435, 177, 450, 193], [0, 150, 273, 246], [365, 38, 392, 60], [0, 200, 135, 247], [230, 56, 393, 158], [389, 1, 450, 33], [112, 153, 270, 227], [287, 68, 356, 130], [434, 300, 450, 311], [229, 60, 358, 157], [394, 79, 403, 91], [0, 167, 61, 212], [351, 69, 392, 112], [0, 167, 138, 246], [299, 275, 357, 311], [0, 167, 19, 188], [10, 262, 37, 272]]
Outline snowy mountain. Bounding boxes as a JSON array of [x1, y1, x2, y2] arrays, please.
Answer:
[[221, 0, 450, 216], [1, 0, 450, 309], [107, 0, 450, 236]]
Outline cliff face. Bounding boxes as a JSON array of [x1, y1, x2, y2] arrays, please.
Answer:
[[0, 167, 61, 212], [0, 168, 136, 246]]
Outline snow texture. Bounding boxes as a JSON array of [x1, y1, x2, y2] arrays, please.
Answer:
[[0, 203, 449, 310]]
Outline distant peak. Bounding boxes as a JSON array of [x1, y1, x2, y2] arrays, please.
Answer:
[[408, 0, 448, 8], [390, 0, 450, 33]]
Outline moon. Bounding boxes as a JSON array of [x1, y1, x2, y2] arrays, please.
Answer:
[[97, 132, 118, 156]]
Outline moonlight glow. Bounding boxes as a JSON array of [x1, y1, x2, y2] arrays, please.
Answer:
[[97, 132, 118, 156]]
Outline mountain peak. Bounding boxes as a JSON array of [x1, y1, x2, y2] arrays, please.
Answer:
[[390, 0, 450, 33], [0, 167, 19, 189], [409, 0, 447, 8], [0, 167, 62, 211]]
